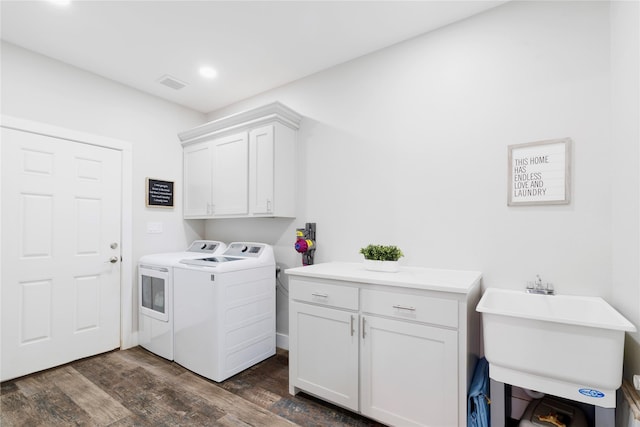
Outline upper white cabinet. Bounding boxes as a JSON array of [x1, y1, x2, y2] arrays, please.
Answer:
[[212, 132, 249, 216], [179, 102, 301, 219], [183, 141, 213, 217], [250, 125, 276, 215]]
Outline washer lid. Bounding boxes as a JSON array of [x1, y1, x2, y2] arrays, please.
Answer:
[[179, 256, 243, 266], [138, 240, 227, 265]]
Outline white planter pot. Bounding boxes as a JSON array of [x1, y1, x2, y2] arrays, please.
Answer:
[[363, 259, 399, 273]]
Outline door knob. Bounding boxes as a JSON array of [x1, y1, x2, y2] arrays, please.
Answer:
[[109, 256, 119, 264]]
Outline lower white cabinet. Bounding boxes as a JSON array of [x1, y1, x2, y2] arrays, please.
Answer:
[[287, 262, 482, 427], [360, 315, 458, 426], [290, 302, 359, 411]]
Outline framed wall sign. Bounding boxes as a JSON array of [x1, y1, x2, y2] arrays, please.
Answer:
[[146, 178, 174, 208], [508, 138, 572, 206]]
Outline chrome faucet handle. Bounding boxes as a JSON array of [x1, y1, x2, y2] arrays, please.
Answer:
[[525, 276, 555, 295]]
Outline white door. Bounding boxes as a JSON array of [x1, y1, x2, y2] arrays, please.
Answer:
[[360, 315, 459, 427], [249, 125, 274, 215], [1, 127, 122, 381], [212, 132, 248, 216], [289, 302, 359, 411], [183, 141, 212, 218]]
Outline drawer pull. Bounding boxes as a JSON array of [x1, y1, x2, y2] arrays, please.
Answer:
[[311, 293, 328, 298], [393, 304, 416, 311]]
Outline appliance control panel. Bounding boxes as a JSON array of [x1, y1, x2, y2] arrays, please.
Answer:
[[224, 243, 265, 258], [187, 240, 223, 253]]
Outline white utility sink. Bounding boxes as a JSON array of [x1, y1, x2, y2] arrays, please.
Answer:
[[477, 288, 636, 408]]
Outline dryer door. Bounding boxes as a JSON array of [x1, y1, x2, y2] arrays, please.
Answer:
[[139, 265, 170, 322]]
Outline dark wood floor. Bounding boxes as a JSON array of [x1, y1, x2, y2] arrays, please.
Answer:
[[1, 346, 385, 426]]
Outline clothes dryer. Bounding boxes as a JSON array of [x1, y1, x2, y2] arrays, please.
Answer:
[[173, 242, 276, 382], [138, 240, 226, 360]]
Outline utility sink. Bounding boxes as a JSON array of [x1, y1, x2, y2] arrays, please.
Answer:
[[477, 288, 636, 408]]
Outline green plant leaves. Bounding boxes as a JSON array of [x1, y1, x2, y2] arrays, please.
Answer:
[[359, 244, 404, 261]]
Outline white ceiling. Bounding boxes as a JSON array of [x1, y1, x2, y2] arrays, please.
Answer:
[[1, 1, 507, 113]]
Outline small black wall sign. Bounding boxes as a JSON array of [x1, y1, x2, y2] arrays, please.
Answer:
[[146, 178, 174, 208]]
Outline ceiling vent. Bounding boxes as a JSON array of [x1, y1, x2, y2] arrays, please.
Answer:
[[158, 74, 188, 90]]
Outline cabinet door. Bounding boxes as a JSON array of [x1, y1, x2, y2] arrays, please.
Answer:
[[290, 302, 359, 411], [249, 125, 274, 215], [183, 141, 213, 218], [361, 316, 458, 427], [212, 132, 248, 216]]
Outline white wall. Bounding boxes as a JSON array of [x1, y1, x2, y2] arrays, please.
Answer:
[[1, 41, 207, 339], [205, 2, 623, 340], [3, 0, 636, 382], [610, 0, 640, 382]]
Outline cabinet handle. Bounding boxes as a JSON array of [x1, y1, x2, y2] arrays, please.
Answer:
[[350, 315, 355, 336], [392, 304, 416, 311], [362, 317, 366, 339], [311, 293, 328, 298], [266, 199, 272, 212]]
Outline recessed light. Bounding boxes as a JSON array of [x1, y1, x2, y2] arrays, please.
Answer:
[[49, 0, 71, 6], [199, 66, 218, 79]]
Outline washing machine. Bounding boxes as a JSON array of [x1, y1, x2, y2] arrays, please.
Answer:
[[138, 240, 226, 360], [173, 242, 276, 382]]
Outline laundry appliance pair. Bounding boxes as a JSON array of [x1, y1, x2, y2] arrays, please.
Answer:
[[138, 240, 275, 382]]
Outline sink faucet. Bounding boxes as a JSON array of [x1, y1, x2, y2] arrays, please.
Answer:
[[526, 275, 554, 295]]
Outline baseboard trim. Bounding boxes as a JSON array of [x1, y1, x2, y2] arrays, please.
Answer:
[[276, 333, 289, 350]]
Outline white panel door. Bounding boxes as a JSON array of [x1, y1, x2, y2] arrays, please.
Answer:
[[212, 132, 248, 216], [360, 316, 459, 427], [1, 127, 122, 381], [289, 302, 359, 411], [183, 141, 212, 218], [249, 125, 274, 215]]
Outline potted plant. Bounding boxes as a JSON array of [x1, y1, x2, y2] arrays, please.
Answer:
[[359, 244, 404, 272]]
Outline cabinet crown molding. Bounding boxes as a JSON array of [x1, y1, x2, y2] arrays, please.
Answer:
[[179, 101, 302, 146]]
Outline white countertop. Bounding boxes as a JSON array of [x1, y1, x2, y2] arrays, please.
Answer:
[[285, 262, 482, 294]]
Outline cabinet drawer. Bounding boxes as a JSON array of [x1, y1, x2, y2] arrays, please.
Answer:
[[361, 289, 458, 328], [290, 279, 358, 310]]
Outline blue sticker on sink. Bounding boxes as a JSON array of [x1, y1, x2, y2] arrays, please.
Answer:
[[579, 388, 605, 398]]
